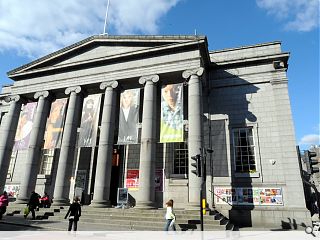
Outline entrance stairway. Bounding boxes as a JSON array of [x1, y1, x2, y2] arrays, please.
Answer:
[[5, 204, 236, 231]]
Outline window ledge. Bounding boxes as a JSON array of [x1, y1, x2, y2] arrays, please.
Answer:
[[234, 172, 260, 178], [37, 174, 51, 179]]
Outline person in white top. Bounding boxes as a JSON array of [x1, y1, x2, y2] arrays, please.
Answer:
[[164, 199, 176, 231]]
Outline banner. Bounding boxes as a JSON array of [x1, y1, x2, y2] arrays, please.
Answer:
[[160, 83, 183, 143], [43, 98, 67, 149], [78, 94, 101, 147], [214, 187, 283, 206], [13, 102, 37, 150], [117, 89, 140, 145]]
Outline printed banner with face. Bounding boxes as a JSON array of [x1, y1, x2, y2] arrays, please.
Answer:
[[43, 98, 67, 149], [117, 89, 140, 145], [78, 94, 101, 147], [160, 83, 184, 143], [13, 102, 37, 150]]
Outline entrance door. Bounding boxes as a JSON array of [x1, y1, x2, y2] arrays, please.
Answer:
[[109, 149, 121, 206]]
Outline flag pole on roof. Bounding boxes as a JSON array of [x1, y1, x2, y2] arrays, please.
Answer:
[[103, 0, 111, 35]]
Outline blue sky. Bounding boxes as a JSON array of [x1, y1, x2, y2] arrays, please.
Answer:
[[0, 0, 319, 149]]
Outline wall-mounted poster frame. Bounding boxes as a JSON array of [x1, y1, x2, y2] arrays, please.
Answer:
[[214, 187, 283, 206]]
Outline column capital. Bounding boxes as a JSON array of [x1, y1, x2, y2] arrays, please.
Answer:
[[182, 67, 204, 79], [65, 86, 82, 95], [100, 81, 118, 90], [139, 75, 159, 85], [4, 95, 21, 103], [34, 91, 50, 99]]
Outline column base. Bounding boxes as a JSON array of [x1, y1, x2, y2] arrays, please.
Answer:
[[15, 198, 29, 204], [51, 198, 70, 206], [135, 201, 156, 209], [90, 200, 112, 208]]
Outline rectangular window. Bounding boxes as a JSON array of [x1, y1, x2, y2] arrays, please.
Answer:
[[232, 128, 256, 173], [39, 149, 55, 175], [173, 142, 188, 175]]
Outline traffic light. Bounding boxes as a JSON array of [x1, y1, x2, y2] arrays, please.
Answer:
[[304, 150, 319, 175], [191, 154, 201, 177]]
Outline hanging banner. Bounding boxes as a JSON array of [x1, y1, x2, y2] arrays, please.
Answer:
[[78, 94, 101, 147], [13, 102, 37, 150], [117, 89, 140, 145], [214, 187, 283, 206], [160, 83, 184, 143], [43, 98, 67, 149]]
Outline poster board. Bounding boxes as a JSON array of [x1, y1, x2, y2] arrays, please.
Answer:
[[117, 188, 128, 204], [214, 187, 283, 206]]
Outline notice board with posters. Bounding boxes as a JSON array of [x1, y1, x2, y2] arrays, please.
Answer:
[[214, 187, 283, 206], [125, 169, 164, 192]]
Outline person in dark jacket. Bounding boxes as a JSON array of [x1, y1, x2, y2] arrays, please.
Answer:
[[27, 191, 40, 220], [64, 196, 81, 231]]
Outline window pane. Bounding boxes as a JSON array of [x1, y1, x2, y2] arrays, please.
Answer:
[[233, 128, 256, 173]]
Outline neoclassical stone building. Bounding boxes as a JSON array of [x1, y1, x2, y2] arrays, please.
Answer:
[[0, 35, 311, 227]]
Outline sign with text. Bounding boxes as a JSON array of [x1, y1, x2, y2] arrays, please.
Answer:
[[214, 187, 283, 206]]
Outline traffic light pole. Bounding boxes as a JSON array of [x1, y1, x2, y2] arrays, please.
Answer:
[[199, 148, 206, 231]]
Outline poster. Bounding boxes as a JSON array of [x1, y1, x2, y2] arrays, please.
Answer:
[[13, 102, 37, 150], [117, 188, 128, 204], [214, 187, 283, 206], [126, 169, 139, 190], [160, 83, 184, 143], [4, 185, 20, 198], [43, 98, 67, 149], [78, 94, 101, 147], [125, 169, 164, 192], [117, 89, 140, 145]]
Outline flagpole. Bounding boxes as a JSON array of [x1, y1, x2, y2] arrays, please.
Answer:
[[103, 0, 110, 35]]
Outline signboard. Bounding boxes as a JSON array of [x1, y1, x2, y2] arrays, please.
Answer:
[[214, 187, 283, 206], [117, 188, 128, 204], [126, 170, 139, 190]]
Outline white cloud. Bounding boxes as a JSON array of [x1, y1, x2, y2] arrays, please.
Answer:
[[0, 0, 179, 58], [256, 0, 319, 31], [299, 134, 320, 146]]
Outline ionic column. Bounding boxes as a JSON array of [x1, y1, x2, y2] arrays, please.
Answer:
[[182, 67, 204, 208], [0, 95, 22, 192], [16, 91, 51, 203], [136, 74, 159, 208], [91, 81, 118, 208], [52, 86, 83, 205]]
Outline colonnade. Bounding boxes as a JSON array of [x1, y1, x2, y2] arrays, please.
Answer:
[[0, 67, 204, 208]]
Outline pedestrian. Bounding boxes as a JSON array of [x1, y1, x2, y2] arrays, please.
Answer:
[[0, 191, 9, 220], [164, 199, 176, 231], [26, 191, 40, 220], [40, 192, 51, 208], [64, 196, 81, 231]]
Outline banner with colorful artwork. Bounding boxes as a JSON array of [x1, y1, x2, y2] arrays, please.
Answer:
[[13, 102, 37, 150], [4, 185, 20, 198], [117, 89, 140, 145], [78, 94, 101, 147], [125, 169, 164, 192], [160, 83, 184, 143], [43, 98, 67, 149], [214, 187, 283, 206]]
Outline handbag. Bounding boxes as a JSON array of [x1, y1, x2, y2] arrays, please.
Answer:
[[24, 207, 30, 216]]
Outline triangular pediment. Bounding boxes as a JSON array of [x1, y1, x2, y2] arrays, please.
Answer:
[[8, 35, 207, 79]]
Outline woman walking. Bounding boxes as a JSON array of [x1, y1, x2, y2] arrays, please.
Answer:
[[164, 199, 176, 231], [64, 197, 81, 231]]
